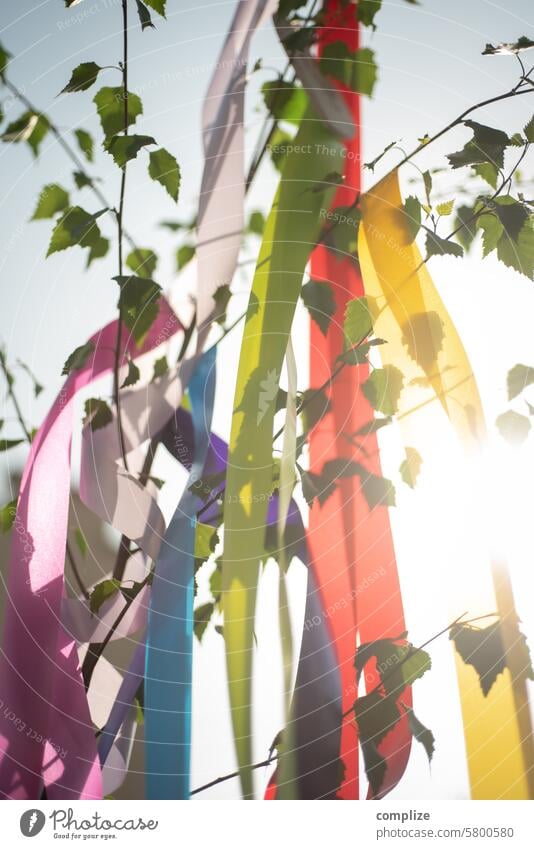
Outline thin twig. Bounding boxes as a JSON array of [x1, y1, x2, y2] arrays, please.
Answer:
[[66, 540, 90, 600], [0, 349, 33, 443], [191, 754, 278, 796], [112, 0, 130, 473], [82, 571, 151, 690]]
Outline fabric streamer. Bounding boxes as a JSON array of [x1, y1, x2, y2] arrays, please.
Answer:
[[0, 302, 178, 800], [358, 169, 534, 799], [144, 348, 216, 800], [95, 406, 343, 800], [196, 0, 278, 337], [222, 106, 345, 798], [299, 0, 412, 800]]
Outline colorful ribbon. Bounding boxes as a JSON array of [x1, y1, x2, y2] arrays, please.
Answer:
[[300, 0, 411, 800], [222, 103, 346, 798], [196, 0, 277, 336], [144, 348, 216, 799], [0, 302, 178, 800], [359, 169, 534, 799]]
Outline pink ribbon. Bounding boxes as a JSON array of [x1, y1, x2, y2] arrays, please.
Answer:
[[0, 300, 179, 800]]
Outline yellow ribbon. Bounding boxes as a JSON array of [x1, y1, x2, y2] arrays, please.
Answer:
[[359, 170, 534, 799]]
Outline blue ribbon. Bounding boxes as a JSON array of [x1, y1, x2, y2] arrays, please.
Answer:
[[144, 349, 216, 799]]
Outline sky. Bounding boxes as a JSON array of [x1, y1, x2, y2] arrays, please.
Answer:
[[1, 0, 534, 800]]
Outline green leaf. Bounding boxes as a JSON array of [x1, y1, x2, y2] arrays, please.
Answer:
[[357, 0, 382, 28], [354, 691, 400, 793], [323, 203, 361, 260], [74, 128, 94, 162], [151, 355, 169, 382], [524, 115, 534, 144], [300, 458, 360, 508], [87, 236, 110, 268], [31, 184, 70, 220], [247, 210, 266, 236], [400, 446, 422, 488], [357, 639, 430, 695], [90, 578, 121, 614], [277, 0, 307, 16], [450, 621, 534, 697], [343, 296, 374, 347], [482, 37, 534, 55], [0, 499, 17, 534], [436, 199, 455, 217], [360, 740, 387, 797], [121, 357, 140, 388], [477, 198, 534, 278], [354, 417, 392, 436], [497, 215, 534, 279], [496, 409, 531, 445], [261, 79, 307, 125], [320, 43, 378, 96], [148, 148, 181, 201], [405, 706, 435, 763], [454, 204, 477, 251], [135, 0, 155, 29], [176, 243, 195, 271], [126, 248, 157, 278], [472, 162, 499, 188], [60, 62, 101, 94], [360, 471, 396, 510], [105, 133, 155, 168], [73, 171, 93, 190], [402, 195, 421, 241], [425, 230, 463, 259], [400, 310, 444, 371], [74, 527, 88, 558], [144, 0, 166, 15], [300, 387, 330, 434], [509, 132, 525, 147], [422, 170, 432, 205], [267, 127, 293, 172], [47, 206, 106, 257], [83, 398, 113, 432], [194, 522, 219, 578], [213, 284, 232, 325], [0, 41, 11, 80], [146, 475, 165, 490], [93, 87, 143, 138], [301, 279, 336, 336], [507, 363, 534, 400], [362, 365, 403, 415], [447, 120, 509, 170], [194, 601, 215, 642], [62, 341, 95, 376], [114, 274, 162, 346], [0, 439, 25, 452], [2, 112, 50, 157]]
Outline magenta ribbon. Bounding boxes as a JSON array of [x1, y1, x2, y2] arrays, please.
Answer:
[[0, 300, 179, 800]]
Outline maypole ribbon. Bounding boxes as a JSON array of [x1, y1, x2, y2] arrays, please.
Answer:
[[359, 168, 534, 799], [222, 105, 347, 798], [304, 0, 411, 800], [0, 301, 178, 800], [196, 0, 277, 338], [144, 348, 216, 800]]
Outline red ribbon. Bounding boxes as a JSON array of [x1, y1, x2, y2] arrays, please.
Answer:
[[306, 0, 411, 799]]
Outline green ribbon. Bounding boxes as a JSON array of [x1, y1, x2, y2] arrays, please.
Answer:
[[222, 109, 345, 798]]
